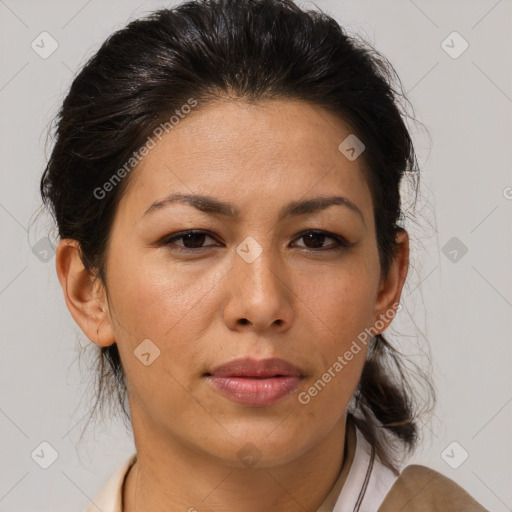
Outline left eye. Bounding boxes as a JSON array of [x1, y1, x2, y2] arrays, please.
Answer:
[[291, 230, 348, 250], [162, 230, 349, 251]]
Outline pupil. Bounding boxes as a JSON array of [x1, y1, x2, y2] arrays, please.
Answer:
[[304, 232, 324, 248], [183, 233, 205, 248]]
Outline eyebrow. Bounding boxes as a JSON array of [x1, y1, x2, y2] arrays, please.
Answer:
[[141, 193, 366, 227]]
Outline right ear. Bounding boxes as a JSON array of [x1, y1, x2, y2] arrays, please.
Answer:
[[55, 239, 116, 347]]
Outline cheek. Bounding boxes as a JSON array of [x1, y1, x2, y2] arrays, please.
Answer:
[[291, 257, 377, 402], [108, 250, 211, 337], [106, 259, 217, 415], [106, 253, 225, 378], [296, 280, 371, 422], [295, 262, 379, 341], [293, 335, 367, 447]]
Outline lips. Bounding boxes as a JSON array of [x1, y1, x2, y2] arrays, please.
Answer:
[[208, 357, 303, 378], [205, 357, 305, 407]]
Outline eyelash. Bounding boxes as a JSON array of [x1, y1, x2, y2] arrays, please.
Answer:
[[161, 229, 352, 253]]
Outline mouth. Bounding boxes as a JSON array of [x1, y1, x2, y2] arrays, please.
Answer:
[[204, 357, 305, 407]]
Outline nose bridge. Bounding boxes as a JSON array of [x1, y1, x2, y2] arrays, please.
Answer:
[[227, 235, 292, 330], [236, 235, 282, 298]]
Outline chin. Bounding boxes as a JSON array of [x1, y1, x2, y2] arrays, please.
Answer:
[[201, 423, 319, 469]]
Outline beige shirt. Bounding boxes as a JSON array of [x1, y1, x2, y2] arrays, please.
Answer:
[[83, 422, 487, 512]]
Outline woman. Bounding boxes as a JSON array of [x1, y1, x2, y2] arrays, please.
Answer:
[[40, 0, 487, 510]]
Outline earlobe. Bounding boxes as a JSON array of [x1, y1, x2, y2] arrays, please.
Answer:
[[373, 229, 409, 333], [55, 239, 116, 347]]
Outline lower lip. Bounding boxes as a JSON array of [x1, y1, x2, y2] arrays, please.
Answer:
[[207, 375, 302, 406]]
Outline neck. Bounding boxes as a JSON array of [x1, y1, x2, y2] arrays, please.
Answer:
[[123, 411, 353, 512]]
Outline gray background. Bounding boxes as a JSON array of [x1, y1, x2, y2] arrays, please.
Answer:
[[0, 0, 510, 511]]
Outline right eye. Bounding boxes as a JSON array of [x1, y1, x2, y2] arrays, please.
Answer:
[[161, 230, 221, 251]]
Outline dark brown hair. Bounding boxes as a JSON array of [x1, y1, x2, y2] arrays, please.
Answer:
[[40, 0, 434, 473]]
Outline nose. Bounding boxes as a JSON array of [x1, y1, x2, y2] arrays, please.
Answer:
[[223, 243, 294, 332]]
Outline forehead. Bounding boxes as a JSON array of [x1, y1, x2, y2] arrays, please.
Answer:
[[117, 99, 374, 223]]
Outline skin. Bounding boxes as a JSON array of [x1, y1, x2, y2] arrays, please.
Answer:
[[56, 99, 409, 512]]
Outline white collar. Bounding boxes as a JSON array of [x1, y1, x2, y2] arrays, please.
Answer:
[[331, 427, 399, 512]]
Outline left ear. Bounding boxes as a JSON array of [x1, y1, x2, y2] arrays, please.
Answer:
[[372, 229, 409, 333]]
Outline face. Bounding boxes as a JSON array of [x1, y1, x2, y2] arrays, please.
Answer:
[[84, 99, 405, 467]]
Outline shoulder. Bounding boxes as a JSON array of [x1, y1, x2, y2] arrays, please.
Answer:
[[377, 464, 489, 512]]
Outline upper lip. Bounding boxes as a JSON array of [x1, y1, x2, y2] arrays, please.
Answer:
[[207, 357, 304, 378]]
